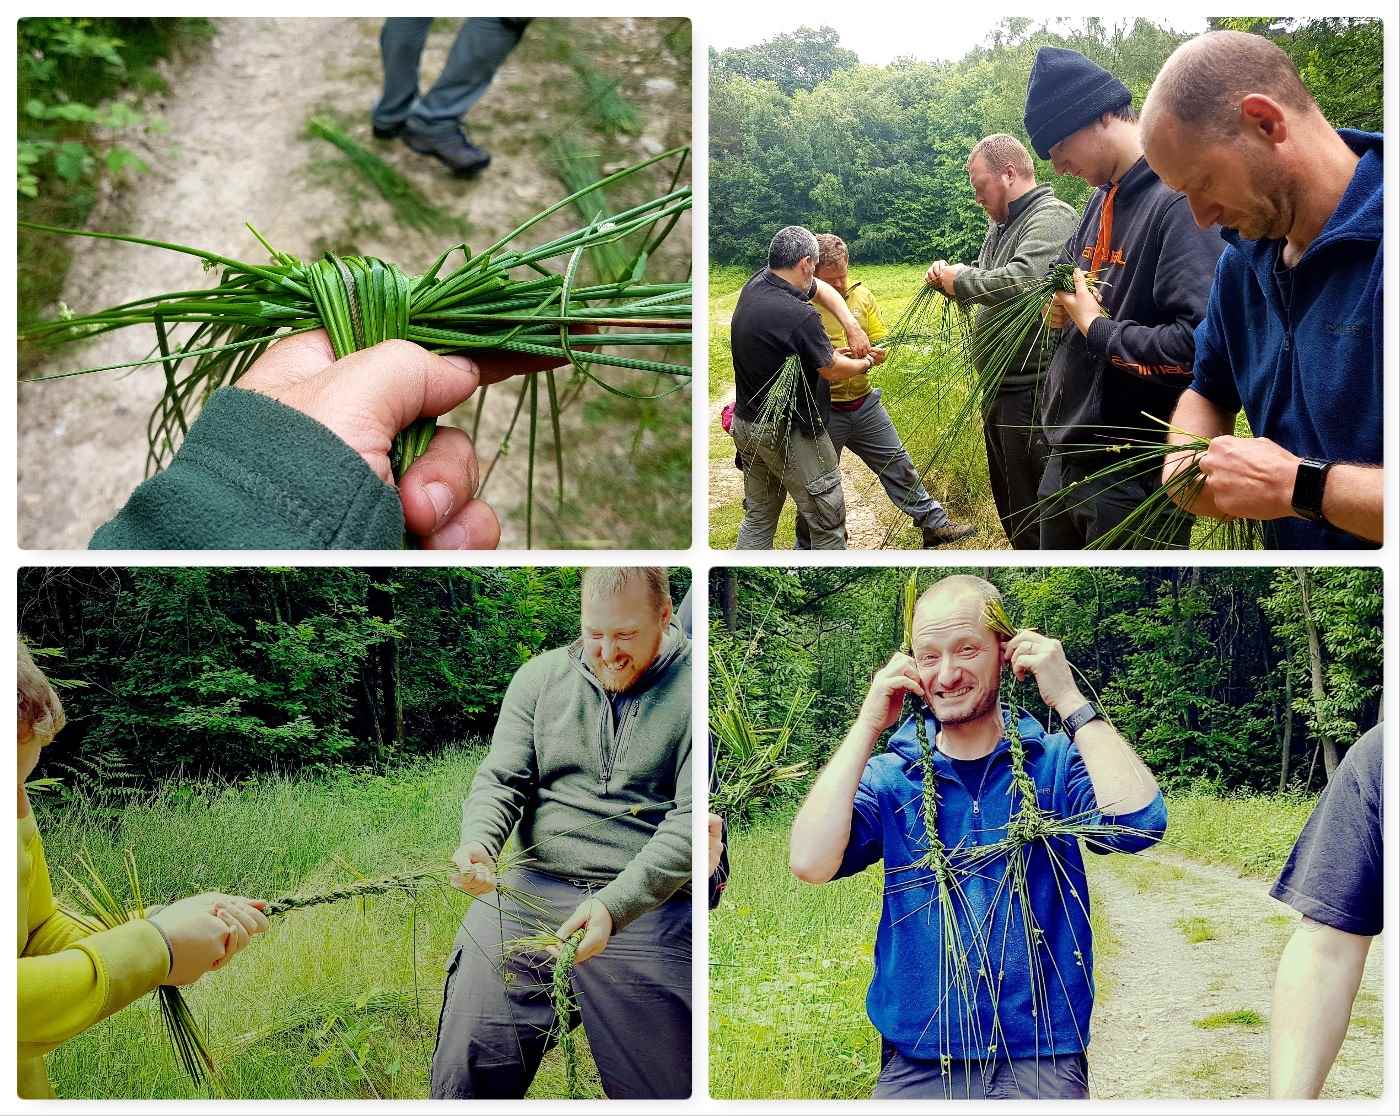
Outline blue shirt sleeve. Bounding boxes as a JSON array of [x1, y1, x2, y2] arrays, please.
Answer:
[[1271, 725, 1383, 936], [1187, 254, 1243, 415], [1063, 744, 1167, 855], [831, 767, 883, 880]]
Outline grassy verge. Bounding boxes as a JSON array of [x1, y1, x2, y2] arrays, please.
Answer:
[[1160, 791, 1316, 877], [33, 747, 600, 1099]]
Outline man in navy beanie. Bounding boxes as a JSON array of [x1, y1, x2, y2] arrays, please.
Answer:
[[1023, 47, 1224, 549]]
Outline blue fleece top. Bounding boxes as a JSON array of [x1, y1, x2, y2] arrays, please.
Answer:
[[1190, 130, 1382, 550], [834, 703, 1166, 1061]]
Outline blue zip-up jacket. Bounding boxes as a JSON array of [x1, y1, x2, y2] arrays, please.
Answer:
[[1189, 130, 1382, 550], [833, 703, 1166, 1061]]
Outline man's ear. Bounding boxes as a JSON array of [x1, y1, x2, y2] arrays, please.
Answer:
[[1240, 93, 1288, 145]]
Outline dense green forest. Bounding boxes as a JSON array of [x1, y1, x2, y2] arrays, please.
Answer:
[[709, 17, 1383, 264], [19, 567, 690, 785], [709, 567, 1382, 805]]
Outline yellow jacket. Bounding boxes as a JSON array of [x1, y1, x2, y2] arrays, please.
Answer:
[[17, 813, 170, 1098], [815, 280, 888, 404]]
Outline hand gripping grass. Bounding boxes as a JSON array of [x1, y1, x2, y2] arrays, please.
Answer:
[[20, 148, 692, 546]]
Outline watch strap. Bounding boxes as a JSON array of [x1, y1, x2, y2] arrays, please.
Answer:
[[1292, 458, 1333, 522], [1063, 701, 1101, 739]]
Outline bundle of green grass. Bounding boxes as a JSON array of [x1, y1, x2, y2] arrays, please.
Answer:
[[20, 148, 692, 514]]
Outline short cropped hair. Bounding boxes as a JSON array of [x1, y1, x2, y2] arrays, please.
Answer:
[[916, 574, 1003, 618], [768, 225, 820, 270], [18, 639, 65, 744], [815, 233, 849, 270], [1147, 30, 1315, 135], [581, 567, 671, 614], [968, 133, 1035, 179]]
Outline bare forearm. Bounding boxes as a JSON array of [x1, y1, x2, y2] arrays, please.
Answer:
[[790, 717, 881, 883], [820, 352, 873, 382], [1320, 464, 1382, 543], [1164, 389, 1234, 516], [1271, 919, 1372, 1098], [811, 278, 857, 334], [1065, 715, 1158, 815]]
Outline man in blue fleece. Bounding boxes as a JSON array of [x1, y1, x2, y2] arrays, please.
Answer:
[[1141, 30, 1382, 548], [789, 574, 1166, 1099]]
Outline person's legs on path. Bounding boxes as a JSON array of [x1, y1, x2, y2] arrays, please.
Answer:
[[873, 1051, 1089, 1099], [734, 419, 847, 550], [840, 389, 972, 546], [574, 894, 692, 1098], [408, 18, 528, 137], [373, 18, 433, 135], [794, 407, 853, 550]]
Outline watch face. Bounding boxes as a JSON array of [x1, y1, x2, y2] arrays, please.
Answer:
[[1293, 459, 1328, 520]]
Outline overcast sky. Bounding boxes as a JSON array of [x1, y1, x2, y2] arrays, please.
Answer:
[[705, 14, 1210, 67]]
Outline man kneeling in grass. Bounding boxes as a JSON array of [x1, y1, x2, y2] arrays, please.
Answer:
[[430, 567, 691, 1099], [790, 575, 1166, 1099]]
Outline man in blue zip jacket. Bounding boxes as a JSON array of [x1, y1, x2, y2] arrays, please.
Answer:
[[1140, 30, 1382, 548], [790, 574, 1166, 1099]]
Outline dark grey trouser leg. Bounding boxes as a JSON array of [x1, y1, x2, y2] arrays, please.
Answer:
[[1039, 454, 1191, 550], [374, 18, 433, 131], [429, 871, 561, 1098], [732, 417, 845, 550], [873, 1050, 1089, 1099], [575, 894, 692, 1098], [843, 389, 947, 528], [408, 17, 528, 137], [794, 405, 854, 550], [983, 385, 1049, 549]]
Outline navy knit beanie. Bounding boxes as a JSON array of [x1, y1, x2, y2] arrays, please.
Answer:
[[1023, 46, 1133, 159]]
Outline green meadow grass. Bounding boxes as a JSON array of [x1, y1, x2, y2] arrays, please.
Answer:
[[33, 747, 600, 1100], [1160, 791, 1316, 878]]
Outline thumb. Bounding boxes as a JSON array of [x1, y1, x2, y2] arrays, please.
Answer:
[[1073, 268, 1091, 297], [557, 905, 588, 939]]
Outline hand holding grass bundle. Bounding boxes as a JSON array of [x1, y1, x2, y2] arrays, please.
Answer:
[[20, 149, 691, 546]]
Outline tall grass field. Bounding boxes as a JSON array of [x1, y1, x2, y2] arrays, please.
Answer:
[[32, 747, 601, 1100]]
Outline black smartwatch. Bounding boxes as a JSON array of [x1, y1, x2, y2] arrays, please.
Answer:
[[1062, 701, 1102, 740], [1292, 458, 1333, 522]]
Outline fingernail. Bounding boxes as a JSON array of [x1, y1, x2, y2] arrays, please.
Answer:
[[442, 354, 477, 374], [425, 482, 454, 526], [432, 521, 468, 549]]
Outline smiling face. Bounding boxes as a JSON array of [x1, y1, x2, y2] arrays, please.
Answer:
[[581, 579, 671, 694], [1144, 110, 1294, 239], [910, 589, 1004, 727]]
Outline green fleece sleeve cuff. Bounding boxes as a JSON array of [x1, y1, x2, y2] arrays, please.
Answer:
[[91, 387, 406, 549], [71, 919, 171, 1016]]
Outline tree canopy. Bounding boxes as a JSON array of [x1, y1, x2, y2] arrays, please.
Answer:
[[20, 567, 691, 785], [710, 17, 1382, 265]]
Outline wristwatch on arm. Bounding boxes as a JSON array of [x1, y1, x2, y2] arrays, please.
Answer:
[[1063, 701, 1102, 740], [1291, 458, 1334, 523]]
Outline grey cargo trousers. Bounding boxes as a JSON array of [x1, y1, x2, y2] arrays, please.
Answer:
[[429, 868, 692, 1099], [875, 1047, 1090, 1099], [731, 416, 846, 550]]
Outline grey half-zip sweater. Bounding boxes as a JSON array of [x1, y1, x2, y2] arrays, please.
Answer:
[[458, 625, 691, 932]]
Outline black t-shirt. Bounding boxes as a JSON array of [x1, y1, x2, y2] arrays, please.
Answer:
[[1271, 723, 1384, 936], [730, 268, 836, 434]]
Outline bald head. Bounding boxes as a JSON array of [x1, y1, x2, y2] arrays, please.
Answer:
[[914, 574, 1002, 631], [1143, 30, 1317, 142]]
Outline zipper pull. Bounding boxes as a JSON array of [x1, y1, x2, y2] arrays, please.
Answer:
[[972, 799, 980, 816]]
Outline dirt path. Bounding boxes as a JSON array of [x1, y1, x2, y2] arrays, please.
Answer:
[[708, 387, 885, 549], [1086, 849, 1383, 1100], [18, 17, 689, 548]]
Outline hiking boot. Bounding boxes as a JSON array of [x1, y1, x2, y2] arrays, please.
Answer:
[[921, 521, 976, 547], [372, 120, 404, 140], [403, 127, 491, 176]]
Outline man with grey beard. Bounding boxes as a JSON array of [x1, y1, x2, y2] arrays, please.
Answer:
[[430, 567, 691, 1099]]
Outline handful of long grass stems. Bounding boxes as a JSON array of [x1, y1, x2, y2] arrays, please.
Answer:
[[870, 264, 1105, 548], [1024, 413, 1265, 550], [20, 148, 692, 546], [709, 652, 811, 820]]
